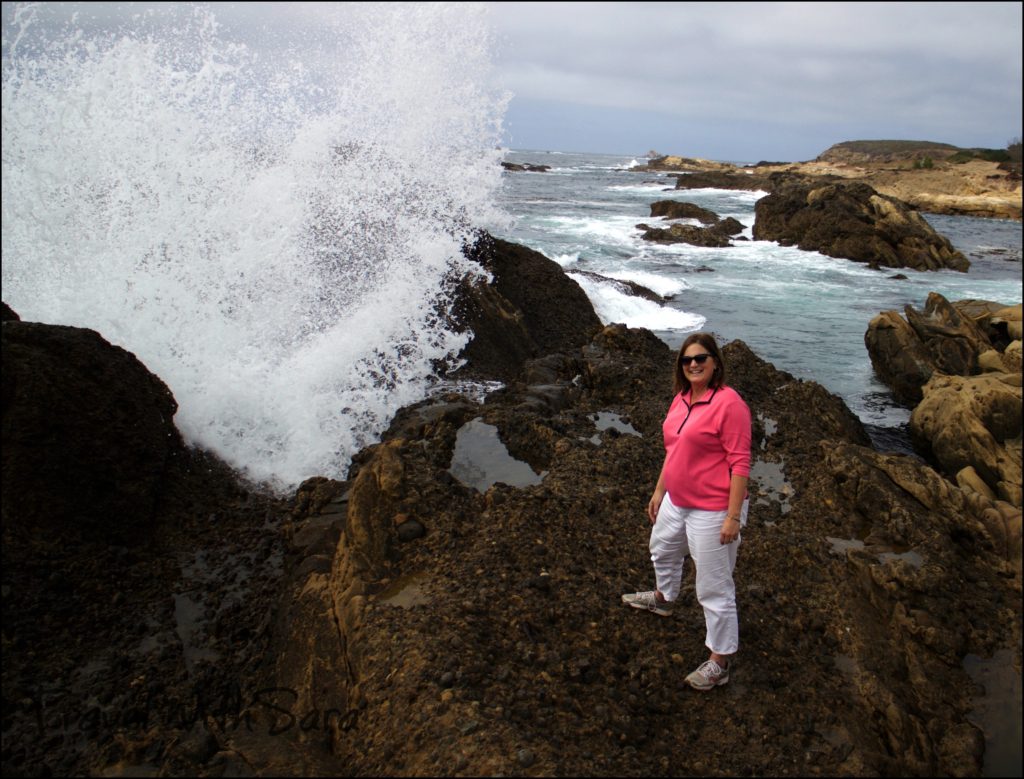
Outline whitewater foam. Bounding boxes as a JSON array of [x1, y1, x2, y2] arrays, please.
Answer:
[[567, 272, 705, 331], [2, 2, 510, 490]]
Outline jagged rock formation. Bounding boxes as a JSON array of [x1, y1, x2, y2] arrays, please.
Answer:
[[865, 292, 1022, 515], [863, 294, 1019, 404], [263, 325, 1019, 777], [649, 200, 720, 224], [636, 222, 734, 247], [673, 169, 778, 191], [753, 181, 970, 271], [912, 372, 1023, 509]]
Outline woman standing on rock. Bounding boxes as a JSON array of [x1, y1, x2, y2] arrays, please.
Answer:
[[622, 332, 751, 691]]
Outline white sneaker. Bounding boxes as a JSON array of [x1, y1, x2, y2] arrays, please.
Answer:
[[621, 590, 674, 617], [685, 659, 730, 690]]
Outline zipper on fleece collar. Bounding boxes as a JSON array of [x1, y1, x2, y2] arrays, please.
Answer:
[[677, 386, 719, 434]]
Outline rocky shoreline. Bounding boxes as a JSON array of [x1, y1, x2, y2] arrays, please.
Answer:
[[633, 142, 1022, 222], [1, 235, 1021, 777]]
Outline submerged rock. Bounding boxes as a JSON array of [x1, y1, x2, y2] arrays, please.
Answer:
[[501, 162, 551, 173]]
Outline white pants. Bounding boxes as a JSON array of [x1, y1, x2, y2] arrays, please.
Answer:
[[650, 494, 747, 655]]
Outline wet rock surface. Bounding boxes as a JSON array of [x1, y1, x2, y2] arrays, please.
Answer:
[[1, 309, 294, 777], [753, 181, 970, 272], [865, 293, 1022, 517], [451, 233, 602, 382], [2, 238, 1021, 777], [637, 200, 747, 247]]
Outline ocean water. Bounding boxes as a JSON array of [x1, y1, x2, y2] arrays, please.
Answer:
[[495, 150, 1023, 435], [1, 2, 509, 490]]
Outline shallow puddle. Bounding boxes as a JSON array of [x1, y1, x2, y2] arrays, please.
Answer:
[[378, 573, 432, 609], [757, 412, 778, 448], [173, 592, 220, 669], [826, 537, 866, 556], [448, 417, 546, 491], [833, 654, 860, 677], [964, 648, 1022, 777], [877, 550, 925, 568], [750, 458, 792, 514], [588, 411, 641, 444], [825, 537, 925, 569]]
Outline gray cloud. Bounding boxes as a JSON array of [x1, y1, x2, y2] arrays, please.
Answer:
[[489, 1, 1023, 158], [4, 2, 1020, 160]]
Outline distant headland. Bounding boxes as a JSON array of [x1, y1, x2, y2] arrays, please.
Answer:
[[637, 139, 1022, 221]]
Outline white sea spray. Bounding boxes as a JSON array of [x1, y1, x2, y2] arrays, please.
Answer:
[[2, 2, 511, 490]]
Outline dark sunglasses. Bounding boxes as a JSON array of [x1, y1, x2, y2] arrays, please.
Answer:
[[680, 353, 713, 366]]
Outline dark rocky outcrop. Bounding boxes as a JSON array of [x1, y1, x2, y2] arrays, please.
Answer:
[[451, 234, 602, 381], [639, 200, 747, 247], [2, 305, 289, 778], [501, 162, 551, 173], [649, 200, 720, 224], [637, 222, 733, 247], [753, 181, 970, 271], [637, 218, 745, 247], [672, 169, 776, 191], [1, 301, 20, 322], [2, 314, 183, 542]]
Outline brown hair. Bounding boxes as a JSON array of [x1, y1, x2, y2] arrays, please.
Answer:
[[673, 332, 726, 395]]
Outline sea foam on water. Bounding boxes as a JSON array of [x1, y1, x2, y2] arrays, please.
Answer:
[[2, 2, 510, 490]]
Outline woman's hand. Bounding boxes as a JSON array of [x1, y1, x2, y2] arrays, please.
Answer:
[[721, 474, 748, 544], [720, 515, 741, 545], [647, 489, 665, 524]]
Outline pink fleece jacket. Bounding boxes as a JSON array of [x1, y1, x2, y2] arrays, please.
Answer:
[[661, 385, 752, 510]]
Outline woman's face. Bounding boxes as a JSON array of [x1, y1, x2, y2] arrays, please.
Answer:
[[682, 342, 715, 392]]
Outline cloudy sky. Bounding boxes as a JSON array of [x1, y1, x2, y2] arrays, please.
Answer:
[[488, 1, 1023, 160], [4, 1, 1021, 162]]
